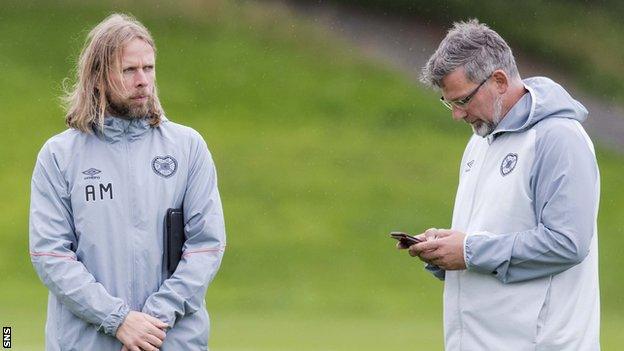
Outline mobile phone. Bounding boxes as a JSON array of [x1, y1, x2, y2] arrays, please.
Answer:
[[390, 231, 423, 246]]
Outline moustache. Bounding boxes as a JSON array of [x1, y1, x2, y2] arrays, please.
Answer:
[[129, 91, 150, 99]]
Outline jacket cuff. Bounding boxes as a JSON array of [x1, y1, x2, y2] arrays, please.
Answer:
[[425, 263, 446, 281], [99, 303, 130, 336], [142, 300, 175, 328], [464, 231, 499, 275]]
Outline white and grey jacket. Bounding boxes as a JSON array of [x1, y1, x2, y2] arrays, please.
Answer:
[[429, 77, 600, 350], [29, 116, 226, 350]]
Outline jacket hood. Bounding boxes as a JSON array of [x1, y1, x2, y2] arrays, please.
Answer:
[[490, 77, 588, 140]]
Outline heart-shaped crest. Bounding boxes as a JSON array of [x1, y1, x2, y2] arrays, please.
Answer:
[[152, 155, 178, 178]]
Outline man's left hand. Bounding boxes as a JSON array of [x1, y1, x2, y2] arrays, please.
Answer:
[[408, 229, 467, 270]]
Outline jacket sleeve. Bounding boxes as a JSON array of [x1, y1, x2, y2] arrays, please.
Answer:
[[425, 263, 446, 280], [141, 131, 226, 327], [29, 143, 130, 336], [464, 121, 599, 283]]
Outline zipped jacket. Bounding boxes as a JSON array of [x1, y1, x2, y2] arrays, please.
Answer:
[[29, 116, 226, 350], [429, 77, 600, 350]]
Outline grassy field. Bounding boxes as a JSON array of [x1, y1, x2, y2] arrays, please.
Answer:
[[0, 1, 623, 349]]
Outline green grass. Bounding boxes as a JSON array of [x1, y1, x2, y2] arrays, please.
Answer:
[[0, 1, 623, 349]]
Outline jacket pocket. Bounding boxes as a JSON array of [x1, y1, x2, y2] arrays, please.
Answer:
[[55, 299, 64, 349], [534, 275, 553, 346]]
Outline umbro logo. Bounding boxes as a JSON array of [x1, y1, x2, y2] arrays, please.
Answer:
[[82, 168, 101, 180], [82, 168, 101, 176], [465, 160, 475, 172]]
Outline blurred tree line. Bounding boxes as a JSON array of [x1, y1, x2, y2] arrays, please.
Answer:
[[306, 0, 624, 103]]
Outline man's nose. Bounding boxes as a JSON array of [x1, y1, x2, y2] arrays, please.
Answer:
[[451, 106, 467, 121], [134, 69, 148, 87]]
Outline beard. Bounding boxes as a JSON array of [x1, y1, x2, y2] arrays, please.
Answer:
[[471, 95, 503, 137], [107, 90, 154, 119]]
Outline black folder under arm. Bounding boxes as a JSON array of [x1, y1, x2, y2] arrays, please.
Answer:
[[163, 208, 184, 277]]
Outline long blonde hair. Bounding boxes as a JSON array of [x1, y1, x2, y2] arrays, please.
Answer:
[[63, 13, 164, 133]]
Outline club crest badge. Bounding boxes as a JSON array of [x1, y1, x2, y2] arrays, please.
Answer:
[[500, 153, 518, 176], [152, 155, 178, 178]]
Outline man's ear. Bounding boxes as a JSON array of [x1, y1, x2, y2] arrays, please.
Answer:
[[491, 69, 509, 94]]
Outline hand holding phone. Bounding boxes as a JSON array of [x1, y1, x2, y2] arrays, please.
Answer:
[[390, 231, 423, 248]]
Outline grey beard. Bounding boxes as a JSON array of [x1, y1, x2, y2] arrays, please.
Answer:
[[473, 95, 503, 137]]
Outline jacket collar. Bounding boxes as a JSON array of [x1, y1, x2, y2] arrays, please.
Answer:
[[485, 76, 588, 144], [485, 92, 532, 144], [94, 115, 165, 143]]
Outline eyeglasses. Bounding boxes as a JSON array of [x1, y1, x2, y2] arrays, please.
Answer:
[[440, 75, 491, 110]]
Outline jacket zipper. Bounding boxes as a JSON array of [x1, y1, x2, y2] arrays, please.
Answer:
[[124, 135, 138, 310], [459, 141, 490, 350]]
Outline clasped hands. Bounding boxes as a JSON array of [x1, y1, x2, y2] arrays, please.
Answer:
[[397, 228, 467, 270], [116, 311, 169, 351]]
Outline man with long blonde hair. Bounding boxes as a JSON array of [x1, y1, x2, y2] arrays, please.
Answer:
[[29, 13, 226, 350]]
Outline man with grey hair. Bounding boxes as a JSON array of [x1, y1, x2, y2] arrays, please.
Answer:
[[29, 13, 225, 350], [398, 19, 600, 350]]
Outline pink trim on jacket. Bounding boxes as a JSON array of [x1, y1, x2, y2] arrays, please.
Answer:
[[30, 251, 77, 260], [182, 245, 226, 258]]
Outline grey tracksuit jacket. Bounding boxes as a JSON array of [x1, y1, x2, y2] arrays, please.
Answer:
[[29, 115, 226, 350]]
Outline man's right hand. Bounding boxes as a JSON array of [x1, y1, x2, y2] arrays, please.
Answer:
[[116, 311, 168, 351]]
